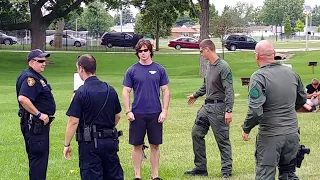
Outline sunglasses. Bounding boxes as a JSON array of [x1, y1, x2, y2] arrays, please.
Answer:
[[33, 59, 46, 63], [138, 49, 149, 53]]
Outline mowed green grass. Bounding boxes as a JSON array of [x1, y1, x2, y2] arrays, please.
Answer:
[[0, 51, 320, 180]]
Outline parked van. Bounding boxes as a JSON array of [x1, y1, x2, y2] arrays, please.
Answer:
[[101, 32, 143, 48]]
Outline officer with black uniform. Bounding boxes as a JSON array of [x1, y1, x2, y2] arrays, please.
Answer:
[[16, 49, 55, 180], [63, 54, 124, 180]]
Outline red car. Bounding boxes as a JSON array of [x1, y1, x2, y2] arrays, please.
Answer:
[[168, 37, 200, 50]]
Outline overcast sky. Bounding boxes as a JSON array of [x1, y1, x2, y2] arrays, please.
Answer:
[[109, 0, 319, 17]]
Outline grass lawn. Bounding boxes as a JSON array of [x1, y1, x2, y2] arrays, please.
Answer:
[[0, 51, 320, 180]]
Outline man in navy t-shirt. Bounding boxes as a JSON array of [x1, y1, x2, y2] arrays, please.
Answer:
[[122, 39, 170, 180]]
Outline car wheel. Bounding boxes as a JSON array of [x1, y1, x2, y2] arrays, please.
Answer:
[[230, 45, 237, 51], [107, 43, 112, 48], [175, 44, 181, 50], [49, 41, 53, 46], [3, 39, 12, 45], [74, 41, 81, 47]]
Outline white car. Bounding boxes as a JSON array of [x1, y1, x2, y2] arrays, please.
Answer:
[[46, 34, 86, 47]]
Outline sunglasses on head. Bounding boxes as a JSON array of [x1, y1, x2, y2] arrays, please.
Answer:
[[33, 59, 46, 63], [138, 49, 149, 53]]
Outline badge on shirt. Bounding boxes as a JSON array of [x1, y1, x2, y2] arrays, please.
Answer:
[[149, 70, 157, 75], [27, 77, 35, 87], [40, 79, 47, 87], [227, 73, 232, 80], [249, 87, 260, 99]]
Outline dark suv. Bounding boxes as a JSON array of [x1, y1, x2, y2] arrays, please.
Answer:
[[101, 32, 143, 48], [223, 35, 257, 51]]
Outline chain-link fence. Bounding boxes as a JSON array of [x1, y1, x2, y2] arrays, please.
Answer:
[[0, 29, 141, 52]]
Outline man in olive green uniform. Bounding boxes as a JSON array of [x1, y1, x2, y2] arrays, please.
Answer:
[[242, 40, 306, 180], [184, 39, 234, 179]]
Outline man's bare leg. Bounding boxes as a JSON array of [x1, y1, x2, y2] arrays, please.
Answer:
[[133, 145, 143, 178], [303, 104, 313, 111], [150, 144, 160, 179]]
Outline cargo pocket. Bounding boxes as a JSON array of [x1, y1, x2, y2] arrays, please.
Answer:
[[29, 134, 48, 156]]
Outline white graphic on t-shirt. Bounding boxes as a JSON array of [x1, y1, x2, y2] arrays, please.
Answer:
[[149, 71, 157, 74]]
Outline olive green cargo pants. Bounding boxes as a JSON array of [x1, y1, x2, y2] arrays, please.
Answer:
[[255, 132, 300, 180], [191, 103, 232, 175]]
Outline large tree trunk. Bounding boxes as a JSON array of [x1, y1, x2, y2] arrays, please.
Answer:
[[199, 0, 210, 77], [155, 19, 160, 51], [30, 17, 47, 50], [54, 19, 65, 48], [30, 3, 47, 50]]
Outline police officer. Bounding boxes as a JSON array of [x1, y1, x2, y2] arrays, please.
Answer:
[[63, 54, 124, 180], [184, 39, 234, 179], [16, 49, 55, 180], [242, 40, 306, 180]]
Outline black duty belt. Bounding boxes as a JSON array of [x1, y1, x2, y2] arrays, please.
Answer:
[[76, 128, 123, 142], [205, 99, 224, 104]]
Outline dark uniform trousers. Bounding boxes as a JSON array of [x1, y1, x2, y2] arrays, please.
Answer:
[[78, 138, 124, 180], [255, 132, 300, 180], [21, 122, 50, 180], [191, 103, 232, 175]]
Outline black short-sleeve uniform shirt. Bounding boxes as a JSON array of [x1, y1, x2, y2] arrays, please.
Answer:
[[66, 76, 121, 130], [16, 67, 56, 115]]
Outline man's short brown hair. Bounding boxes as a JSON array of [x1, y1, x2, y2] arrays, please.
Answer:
[[77, 54, 96, 74], [199, 39, 216, 51], [135, 39, 154, 58]]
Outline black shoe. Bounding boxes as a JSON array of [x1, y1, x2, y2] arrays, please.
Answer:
[[222, 173, 232, 179], [152, 178, 163, 180], [134, 178, 142, 180], [184, 169, 208, 176]]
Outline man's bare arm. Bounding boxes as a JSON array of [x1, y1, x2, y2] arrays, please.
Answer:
[[122, 86, 132, 113], [160, 85, 170, 111]]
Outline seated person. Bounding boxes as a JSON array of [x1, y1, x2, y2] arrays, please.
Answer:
[[303, 78, 320, 111]]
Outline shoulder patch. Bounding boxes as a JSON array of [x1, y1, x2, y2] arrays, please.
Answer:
[[227, 73, 232, 80], [27, 77, 36, 87], [249, 87, 260, 99]]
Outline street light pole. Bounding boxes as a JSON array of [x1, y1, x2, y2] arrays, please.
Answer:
[[305, 14, 309, 51]]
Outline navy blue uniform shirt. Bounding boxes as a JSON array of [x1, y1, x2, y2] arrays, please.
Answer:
[[16, 67, 56, 115], [66, 76, 121, 130]]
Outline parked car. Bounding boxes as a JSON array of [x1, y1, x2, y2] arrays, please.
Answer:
[[223, 35, 257, 51], [101, 32, 143, 48], [46, 34, 86, 47], [0, 32, 18, 45], [168, 37, 199, 50]]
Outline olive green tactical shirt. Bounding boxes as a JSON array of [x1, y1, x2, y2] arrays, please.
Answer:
[[242, 61, 307, 136], [193, 58, 234, 112]]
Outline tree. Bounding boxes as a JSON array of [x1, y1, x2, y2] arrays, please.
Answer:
[[82, 2, 114, 35], [294, 18, 304, 38], [0, 0, 127, 50], [260, 0, 304, 40], [134, 13, 171, 39], [284, 16, 292, 39], [113, 8, 135, 25], [311, 5, 320, 26], [189, 0, 210, 77], [132, 0, 190, 51]]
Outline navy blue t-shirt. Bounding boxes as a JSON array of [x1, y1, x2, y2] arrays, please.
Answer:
[[123, 62, 169, 114], [66, 76, 121, 130], [16, 67, 56, 115]]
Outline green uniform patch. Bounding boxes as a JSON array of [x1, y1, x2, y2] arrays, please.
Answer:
[[227, 73, 232, 80], [249, 87, 260, 99]]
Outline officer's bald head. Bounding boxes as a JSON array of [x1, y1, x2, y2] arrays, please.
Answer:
[[77, 54, 96, 74], [254, 40, 276, 66]]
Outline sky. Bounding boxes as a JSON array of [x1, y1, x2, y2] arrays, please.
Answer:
[[109, 0, 319, 17]]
